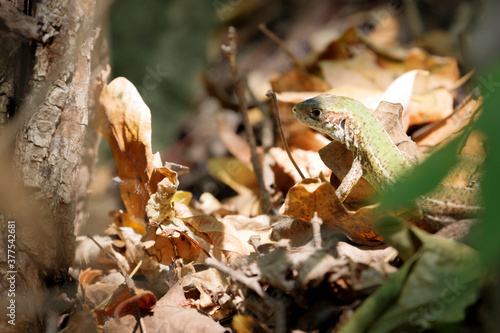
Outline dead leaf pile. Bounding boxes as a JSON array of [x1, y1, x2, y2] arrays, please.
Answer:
[[63, 6, 486, 332]]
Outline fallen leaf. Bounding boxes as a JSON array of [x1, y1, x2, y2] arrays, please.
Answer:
[[320, 52, 397, 91], [95, 78, 177, 221], [109, 209, 146, 235], [95, 284, 156, 324], [413, 97, 482, 153], [207, 157, 258, 196], [315, 27, 361, 61], [146, 174, 179, 225], [102, 225, 168, 280], [404, 47, 460, 91], [180, 266, 232, 320], [65, 310, 97, 333], [113, 291, 156, 320], [79, 268, 103, 287], [174, 202, 250, 264], [372, 70, 422, 128], [460, 130, 486, 157], [372, 101, 417, 160], [318, 141, 376, 203], [269, 146, 332, 184], [96, 78, 156, 220], [216, 112, 252, 164], [280, 178, 382, 245], [410, 88, 454, 125], [270, 68, 331, 93], [142, 226, 205, 266], [103, 292, 227, 333]]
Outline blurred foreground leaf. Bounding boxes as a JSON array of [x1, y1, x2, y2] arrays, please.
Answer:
[[339, 216, 480, 333]]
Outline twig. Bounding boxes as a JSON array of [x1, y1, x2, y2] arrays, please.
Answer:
[[248, 234, 262, 254], [266, 90, 305, 180], [87, 235, 146, 333], [222, 26, 271, 213], [244, 78, 277, 209], [258, 23, 306, 71], [311, 212, 323, 249], [205, 257, 267, 299]]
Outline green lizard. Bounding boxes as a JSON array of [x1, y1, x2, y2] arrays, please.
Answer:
[[293, 94, 414, 202], [292, 94, 481, 226]]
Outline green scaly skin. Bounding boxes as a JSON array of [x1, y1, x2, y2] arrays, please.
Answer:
[[293, 94, 413, 201]]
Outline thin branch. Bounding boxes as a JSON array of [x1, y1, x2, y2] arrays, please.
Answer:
[[222, 26, 271, 213], [311, 212, 323, 249], [258, 23, 306, 71], [206, 257, 267, 299], [266, 90, 305, 180]]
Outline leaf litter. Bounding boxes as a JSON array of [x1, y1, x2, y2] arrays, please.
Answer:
[[68, 4, 486, 332]]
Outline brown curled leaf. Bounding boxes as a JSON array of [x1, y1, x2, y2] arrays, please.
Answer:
[[113, 291, 157, 320], [280, 178, 382, 245]]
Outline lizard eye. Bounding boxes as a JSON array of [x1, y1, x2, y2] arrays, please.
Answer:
[[340, 118, 346, 130], [309, 109, 321, 119]]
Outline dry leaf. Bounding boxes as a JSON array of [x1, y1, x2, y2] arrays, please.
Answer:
[[174, 202, 250, 264], [79, 268, 103, 287], [142, 226, 205, 265], [410, 88, 454, 125], [207, 157, 258, 196], [320, 52, 397, 91], [269, 147, 332, 183], [146, 175, 179, 225], [103, 286, 227, 333], [96, 78, 155, 219], [318, 141, 376, 203], [109, 209, 146, 235], [414, 97, 482, 152], [95, 77, 174, 221], [216, 112, 252, 164], [460, 130, 486, 156], [65, 310, 97, 333], [112, 291, 156, 320], [315, 27, 360, 61], [270, 68, 331, 93], [372, 101, 417, 160], [404, 47, 460, 91], [180, 267, 232, 320], [280, 178, 382, 245], [94, 284, 156, 324], [373, 70, 422, 128]]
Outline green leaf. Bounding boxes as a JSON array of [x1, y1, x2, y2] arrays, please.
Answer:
[[474, 60, 500, 265], [339, 216, 481, 333], [379, 136, 461, 211]]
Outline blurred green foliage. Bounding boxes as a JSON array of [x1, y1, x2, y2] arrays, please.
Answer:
[[475, 60, 500, 265], [109, 0, 217, 151]]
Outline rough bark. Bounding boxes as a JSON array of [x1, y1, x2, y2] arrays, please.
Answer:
[[0, 0, 106, 331]]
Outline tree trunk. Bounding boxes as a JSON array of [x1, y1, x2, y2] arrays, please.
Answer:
[[0, 0, 107, 331]]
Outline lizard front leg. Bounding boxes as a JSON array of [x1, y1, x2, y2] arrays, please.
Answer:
[[336, 153, 363, 202]]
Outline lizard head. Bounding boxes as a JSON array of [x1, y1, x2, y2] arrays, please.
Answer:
[[292, 94, 359, 144]]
